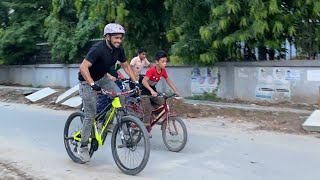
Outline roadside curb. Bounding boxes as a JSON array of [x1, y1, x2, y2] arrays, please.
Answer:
[[183, 99, 313, 115]]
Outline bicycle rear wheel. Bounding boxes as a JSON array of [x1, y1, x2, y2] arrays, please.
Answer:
[[111, 115, 150, 175], [64, 111, 94, 163], [161, 117, 188, 152]]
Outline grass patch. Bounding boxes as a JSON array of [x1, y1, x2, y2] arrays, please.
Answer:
[[185, 92, 217, 101]]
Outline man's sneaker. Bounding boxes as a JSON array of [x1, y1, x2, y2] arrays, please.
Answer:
[[78, 145, 90, 162]]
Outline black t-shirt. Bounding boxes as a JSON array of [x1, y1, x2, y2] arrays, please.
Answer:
[[78, 41, 126, 81]]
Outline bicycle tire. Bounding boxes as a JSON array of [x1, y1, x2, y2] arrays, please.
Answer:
[[161, 117, 188, 152], [63, 111, 94, 163], [111, 115, 150, 175]]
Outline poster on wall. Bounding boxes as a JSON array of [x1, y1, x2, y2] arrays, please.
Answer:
[[191, 67, 218, 95], [238, 68, 249, 78], [257, 67, 267, 81], [273, 68, 284, 80], [255, 67, 291, 100], [255, 87, 273, 99], [273, 88, 291, 100], [285, 69, 300, 80], [307, 70, 320, 81]]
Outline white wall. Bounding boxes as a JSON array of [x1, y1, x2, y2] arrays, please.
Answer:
[[1, 60, 320, 104]]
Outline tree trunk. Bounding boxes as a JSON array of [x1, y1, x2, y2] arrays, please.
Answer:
[[268, 49, 275, 60], [258, 46, 267, 60]]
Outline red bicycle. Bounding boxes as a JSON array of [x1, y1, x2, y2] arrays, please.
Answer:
[[125, 93, 188, 152]]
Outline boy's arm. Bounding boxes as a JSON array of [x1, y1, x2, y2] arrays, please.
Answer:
[[165, 77, 179, 95], [142, 76, 157, 96], [145, 58, 153, 67]]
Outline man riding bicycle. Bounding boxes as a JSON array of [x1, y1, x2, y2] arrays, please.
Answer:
[[78, 23, 139, 162]]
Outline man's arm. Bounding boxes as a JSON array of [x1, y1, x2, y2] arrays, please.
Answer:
[[117, 70, 125, 79], [80, 59, 94, 85], [121, 61, 138, 82], [165, 77, 179, 95]]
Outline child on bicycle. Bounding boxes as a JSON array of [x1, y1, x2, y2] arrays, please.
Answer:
[[129, 47, 152, 90], [140, 50, 179, 137]]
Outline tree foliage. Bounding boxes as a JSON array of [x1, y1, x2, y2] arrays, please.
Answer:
[[124, 0, 169, 61], [0, 0, 319, 65], [0, 0, 50, 64], [44, 0, 129, 63], [164, 0, 211, 65], [166, 0, 320, 64]]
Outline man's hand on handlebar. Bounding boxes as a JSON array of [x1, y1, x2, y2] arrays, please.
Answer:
[[133, 81, 144, 90], [90, 83, 101, 92]]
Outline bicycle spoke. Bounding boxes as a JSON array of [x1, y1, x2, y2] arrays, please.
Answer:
[[64, 112, 89, 163], [162, 117, 188, 152], [112, 116, 150, 174]]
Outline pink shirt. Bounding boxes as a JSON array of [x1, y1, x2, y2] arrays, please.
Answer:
[[130, 56, 151, 76]]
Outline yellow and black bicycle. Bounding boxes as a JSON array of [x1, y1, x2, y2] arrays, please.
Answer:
[[63, 89, 150, 175]]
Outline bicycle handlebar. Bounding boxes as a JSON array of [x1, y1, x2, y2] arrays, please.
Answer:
[[101, 88, 138, 97], [157, 93, 179, 100], [120, 78, 130, 82]]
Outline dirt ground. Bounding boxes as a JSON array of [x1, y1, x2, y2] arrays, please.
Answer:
[[0, 88, 317, 135], [0, 162, 37, 180]]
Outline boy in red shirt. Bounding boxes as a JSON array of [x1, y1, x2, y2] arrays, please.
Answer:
[[141, 50, 179, 137]]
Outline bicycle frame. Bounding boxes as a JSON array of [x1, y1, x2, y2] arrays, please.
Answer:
[[149, 94, 178, 134], [73, 88, 136, 147], [150, 102, 169, 127], [73, 97, 120, 146], [124, 94, 177, 129]]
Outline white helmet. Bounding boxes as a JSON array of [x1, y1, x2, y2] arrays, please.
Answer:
[[103, 23, 125, 36]]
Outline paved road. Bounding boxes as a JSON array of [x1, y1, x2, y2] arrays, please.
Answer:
[[0, 102, 320, 180]]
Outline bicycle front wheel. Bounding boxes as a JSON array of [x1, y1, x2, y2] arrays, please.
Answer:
[[63, 111, 94, 163], [161, 117, 188, 152], [111, 115, 150, 175]]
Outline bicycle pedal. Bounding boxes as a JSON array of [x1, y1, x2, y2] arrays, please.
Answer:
[[118, 144, 126, 148]]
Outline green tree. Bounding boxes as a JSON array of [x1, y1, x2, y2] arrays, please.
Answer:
[[45, 0, 129, 63], [165, 0, 320, 64], [292, 0, 320, 59], [123, 0, 169, 61], [0, 0, 50, 64], [199, 0, 297, 62], [164, 0, 211, 65]]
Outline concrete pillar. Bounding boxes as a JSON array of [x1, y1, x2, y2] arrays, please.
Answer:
[[63, 65, 70, 87], [225, 63, 235, 99], [318, 86, 320, 108]]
